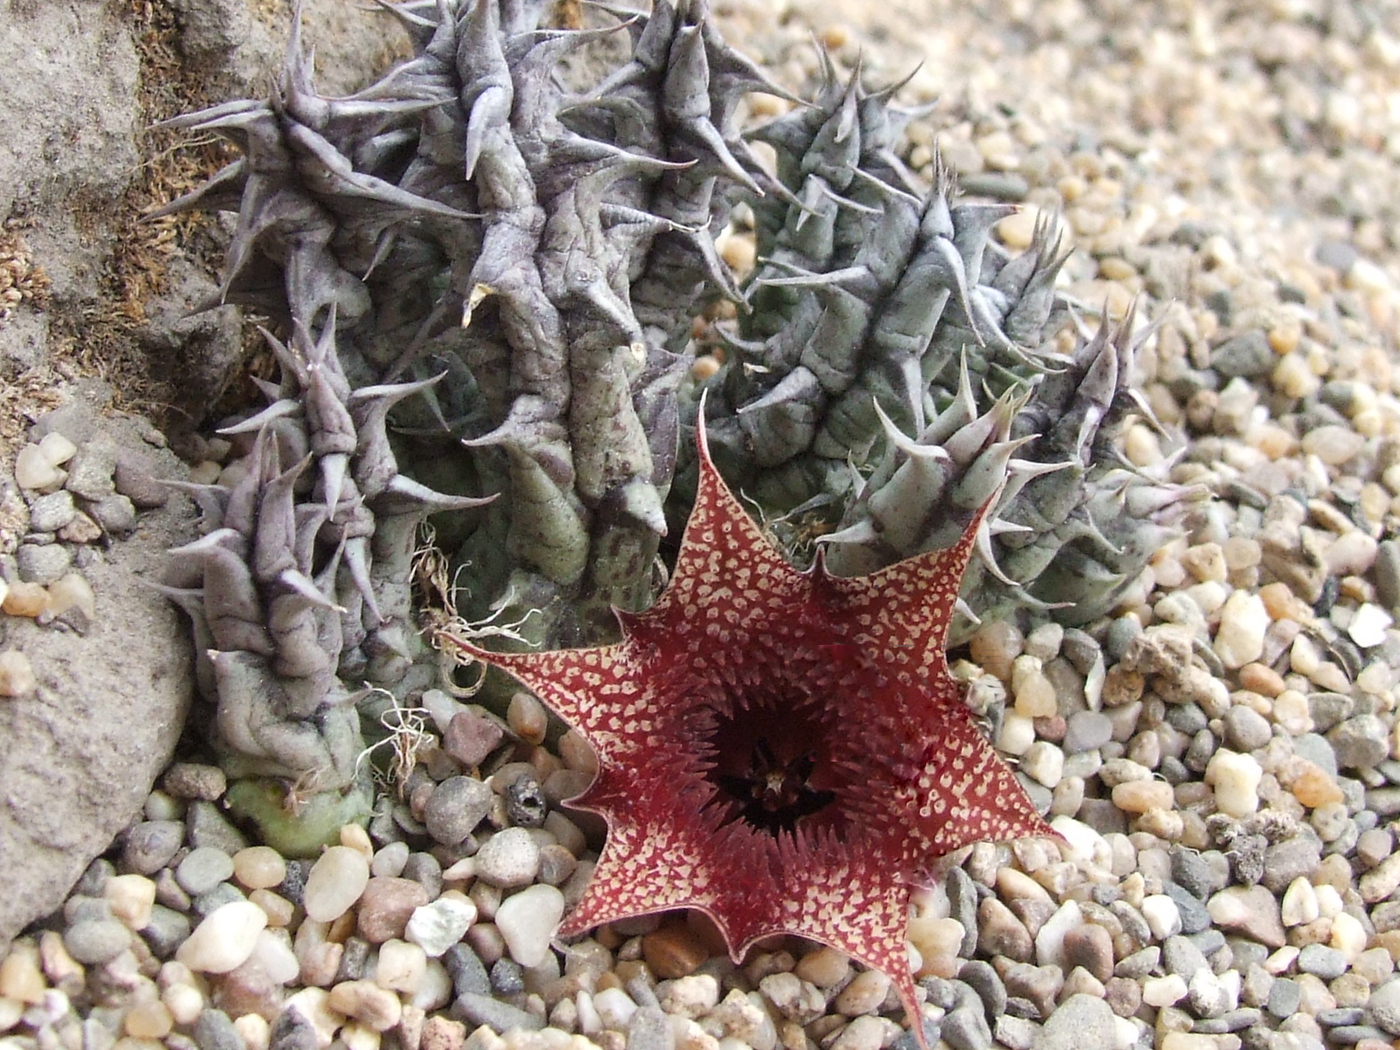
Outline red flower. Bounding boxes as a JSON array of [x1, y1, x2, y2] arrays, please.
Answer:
[[439, 417, 1055, 1045]]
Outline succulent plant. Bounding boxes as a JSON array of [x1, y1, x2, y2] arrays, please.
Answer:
[[158, 0, 1195, 846]]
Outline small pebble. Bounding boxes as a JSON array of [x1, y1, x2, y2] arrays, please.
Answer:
[[302, 846, 370, 923], [174, 900, 267, 973], [493, 885, 564, 967], [0, 651, 37, 698]]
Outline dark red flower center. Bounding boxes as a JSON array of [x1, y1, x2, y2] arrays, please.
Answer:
[[700, 692, 847, 837]]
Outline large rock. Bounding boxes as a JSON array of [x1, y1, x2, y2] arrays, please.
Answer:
[[0, 392, 195, 950]]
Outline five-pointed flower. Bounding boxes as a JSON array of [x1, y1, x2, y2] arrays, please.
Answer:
[[439, 415, 1055, 1044]]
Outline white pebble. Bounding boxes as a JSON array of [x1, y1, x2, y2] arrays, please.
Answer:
[[1141, 895, 1183, 940], [38, 433, 77, 467], [997, 712, 1037, 755], [405, 894, 478, 958], [1331, 912, 1367, 960], [1214, 592, 1268, 670], [474, 828, 541, 888], [1280, 878, 1319, 927], [234, 1013, 271, 1050], [375, 939, 426, 993], [592, 987, 638, 1030], [1035, 900, 1083, 971], [175, 901, 267, 973], [14, 445, 64, 491], [1206, 750, 1262, 818], [1347, 603, 1393, 648], [1020, 741, 1065, 788], [1143, 974, 1189, 1007], [249, 928, 300, 985], [304, 846, 370, 922], [371, 842, 410, 878], [493, 885, 564, 967]]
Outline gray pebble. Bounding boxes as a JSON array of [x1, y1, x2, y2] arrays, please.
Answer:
[[946, 867, 979, 958], [1187, 929, 1227, 958], [1230, 834, 1268, 886], [155, 869, 192, 912], [1261, 835, 1323, 894], [163, 763, 227, 801], [194, 1010, 246, 1050], [424, 776, 494, 846], [176, 846, 236, 896], [506, 773, 548, 829], [443, 944, 492, 997], [86, 494, 137, 535], [1031, 994, 1116, 1050], [1228, 940, 1270, 973], [1163, 936, 1210, 978], [268, 1006, 319, 1050], [1063, 711, 1113, 754], [1307, 696, 1354, 735], [122, 820, 185, 874], [1212, 331, 1274, 378], [1267, 978, 1301, 1019], [1375, 540, 1400, 612], [1329, 1026, 1393, 1045], [1114, 947, 1160, 980], [64, 919, 131, 964], [1060, 630, 1100, 676], [1223, 706, 1273, 751], [186, 801, 248, 854], [1171, 850, 1219, 900], [993, 1016, 1037, 1050], [1368, 787, 1400, 817], [402, 852, 443, 900], [65, 439, 117, 500], [113, 453, 169, 509], [957, 172, 1030, 201], [1316, 1009, 1365, 1027], [1194, 1009, 1262, 1033], [943, 1007, 993, 1050], [452, 991, 544, 1032], [1104, 617, 1142, 663], [893, 1019, 942, 1050], [335, 938, 371, 983], [490, 958, 524, 995], [626, 1007, 675, 1050], [1367, 978, 1400, 1035], [958, 960, 1006, 1020], [1165, 882, 1211, 934], [1328, 714, 1390, 769], [192, 883, 245, 917], [141, 905, 192, 958], [278, 860, 310, 908], [1166, 703, 1209, 736], [16, 542, 71, 584], [27, 491, 76, 532], [75, 858, 114, 897]]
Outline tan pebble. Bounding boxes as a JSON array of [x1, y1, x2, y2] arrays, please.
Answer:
[[641, 923, 709, 979], [340, 823, 374, 859], [1238, 663, 1284, 697], [250, 889, 295, 927], [1273, 353, 1320, 399], [329, 980, 403, 1031], [746, 93, 788, 119], [0, 651, 37, 698], [1268, 324, 1301, 355], [187, 461, 222, 485], [46, 573, 95, 619], [1124, 424, 1164, 467], [996, 210, 1040, 251], [57, 513, 102, 544], [38, 930, 83, 990], [233, 1013, 271, 1050], [507, 693, 548, 745], [1111, 780, 1175, 814], [716, 231, 756, 274], [820, 24, 850, 49], [123, 1001, 173, 1040], [690, 356, 722, 382], [2, 581, 49, 618], [1098, 257, 1138, 282], [104, 874, 157, 930], [421, 1016, 467, 1050], [1290, 762, 1344, 808], [1252, 424, 1296, 459], [233, 846, 287, 891], [0, 942, 45, 1004], [161, 982, 204, 1026]]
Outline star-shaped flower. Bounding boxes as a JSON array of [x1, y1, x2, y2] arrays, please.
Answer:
[[439, 416, 1054, 1045]]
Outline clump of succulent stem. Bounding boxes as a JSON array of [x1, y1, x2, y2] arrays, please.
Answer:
[[160, 0, 1195, 832]]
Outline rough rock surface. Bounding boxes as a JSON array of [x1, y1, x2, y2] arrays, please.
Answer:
[[0, 388, 196, 949]]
